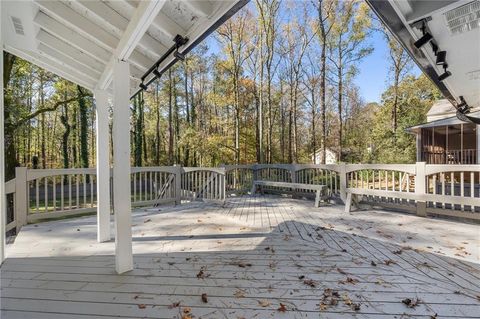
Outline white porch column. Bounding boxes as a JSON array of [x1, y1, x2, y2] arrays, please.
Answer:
[[0, 1, 6, 263], [112, 60, 133, 274], [94, 90, 111, 243], [477, 126, 480, 164]]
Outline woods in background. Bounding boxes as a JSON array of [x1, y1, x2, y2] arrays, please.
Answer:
[[3, 0, 441, 179]]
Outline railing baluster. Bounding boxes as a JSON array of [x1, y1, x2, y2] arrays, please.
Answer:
[[52, 176, 56, 212], [36, 179, 40, 214], [44, 177, 49, 213], [61, 175, 64, 211], [76, 174, 80, 209], [470, 172, 474, 213], [83, 173, 87, 208], [68, 175, 72, 210], [460, 172, 464, 211]]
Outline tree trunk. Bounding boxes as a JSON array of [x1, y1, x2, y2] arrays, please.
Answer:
[[61, 89, 70, 169], [78, 86, 89, 169], [338, 67, 343, 161]]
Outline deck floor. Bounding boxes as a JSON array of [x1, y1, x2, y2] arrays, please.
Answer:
[[1, 195, 479, 318]]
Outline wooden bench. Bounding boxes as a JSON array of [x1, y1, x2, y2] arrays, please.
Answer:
[[251, 180, 329, 207], [344, 187, 479, 217]]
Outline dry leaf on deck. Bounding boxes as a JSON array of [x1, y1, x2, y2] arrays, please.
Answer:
[[277, 303, 287, 312], [303, 279, 317, 288], [402, 298, 420, 308], [234, 289, 246, 298], [258, 299, 271, 307], [168, 301, 181, 309], [201, 293, 208, 303]]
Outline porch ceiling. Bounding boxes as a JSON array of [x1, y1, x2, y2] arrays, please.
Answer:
[[367, 0, 480, 113], [1, 0, 247, 95]]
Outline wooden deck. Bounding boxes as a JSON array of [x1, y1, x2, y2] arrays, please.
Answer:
[[1, 195, 479, 318]]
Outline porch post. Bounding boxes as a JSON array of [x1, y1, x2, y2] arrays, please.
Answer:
[[415, 162, 427, 217], [416, 131, 422, 162], [0, 2, 6, 263], [94, 90, 111, 242], [477, 126, 480, 164], [112, 60, 133, 274]]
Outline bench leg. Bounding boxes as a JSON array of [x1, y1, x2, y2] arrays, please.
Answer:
[[345, 193, 360, 213], [345, 193, 353, 213], [315, 190, 321, 207], [250, 184, 256, 195]]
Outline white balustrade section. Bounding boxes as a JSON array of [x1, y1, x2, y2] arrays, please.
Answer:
[[4, 163, 479, 236]]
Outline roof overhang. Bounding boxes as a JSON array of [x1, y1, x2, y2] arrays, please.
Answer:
[[366, 0, 480, 122], [407, 110, 480, 133], [1, 0, 248, 95]]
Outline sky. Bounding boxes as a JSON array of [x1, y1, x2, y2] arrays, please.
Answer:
[[353, 30, 421, 103]]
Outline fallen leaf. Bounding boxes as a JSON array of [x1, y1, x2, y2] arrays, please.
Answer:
[[337, 267, 347, 275], [234, 289, 246, 298], [201, 293, 208, 303], [137, 304, 146, 309], [168, 302, 181, 309], [339, 277, 358, 285], [371, 261, 377, 266], [229, 261, 252, 268], [303, 279, 317, 288], [384, 259, 396, 266], [351, 303, 361, 311], [402, 298, 420, 308], [277, 303, 287, 312], [196, 266, 210, 279], [258, 299, 271, 307], [143, 219, 151, 223]]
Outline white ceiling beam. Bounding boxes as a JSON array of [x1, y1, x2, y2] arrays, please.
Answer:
[[34, 1, 118, 51], [152, 11, 186, 40], [183, 0, 214, 18], [97, 0, 167, 90], [78, 0, 166, 58], [37, 43, 101, 82], [5, 45, 96, 90], [36, 30, 106, 72], [78, 0, 128, 33], [34, 11, 111, 64], [115, 0, 167, 61]]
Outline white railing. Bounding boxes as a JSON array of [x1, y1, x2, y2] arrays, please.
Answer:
[[224, 164, 342, 198], [446, 149, 477, 164], [181, 167, 226, 202], [4, 162, 479, 235], [224, 163, 479, 221], [5, 166, 224, 232]]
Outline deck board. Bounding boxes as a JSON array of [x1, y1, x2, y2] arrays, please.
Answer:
[[1, 195, 479, 318]]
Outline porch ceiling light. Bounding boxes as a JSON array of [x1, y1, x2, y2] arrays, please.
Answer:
[[174, 50, 185, 61], [438, 64, 451, 81], [436, 51, 447, 65], [457, 96, 470, 114], [152, 68, 162, 78], [414, 32, 433, 49]]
